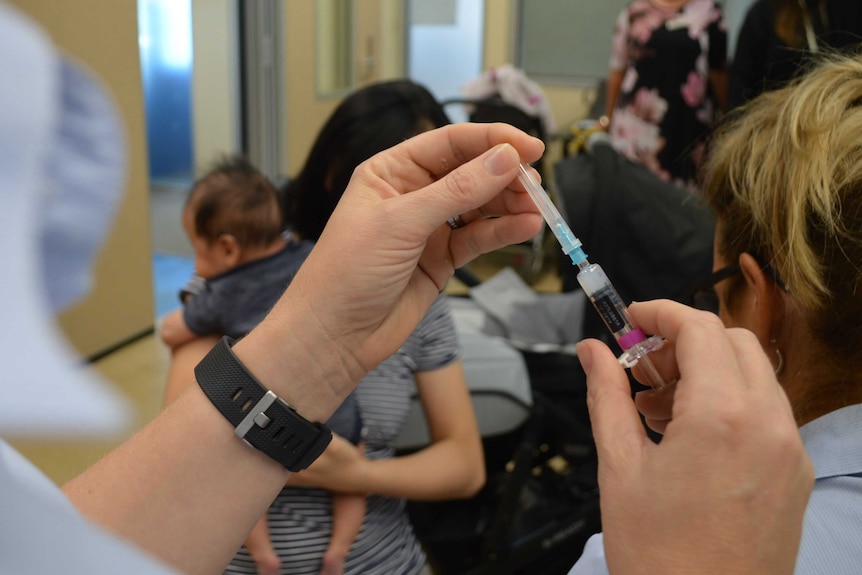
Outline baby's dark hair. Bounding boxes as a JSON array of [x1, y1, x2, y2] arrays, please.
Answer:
[[186, 155, 282, 248]]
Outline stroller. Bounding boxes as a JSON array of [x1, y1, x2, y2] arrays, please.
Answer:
[[395, 275, 601, 575], [395, 129, 716, 574], [553, 131, 716, 349], [398, 64, 715, 571]]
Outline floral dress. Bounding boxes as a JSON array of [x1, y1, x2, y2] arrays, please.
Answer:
[[609, 0, 726, 187]]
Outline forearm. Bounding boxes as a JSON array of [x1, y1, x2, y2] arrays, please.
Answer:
[[162, 335, 221, 408], [329, 494, 366, 555], [288, 432, 485, 500], [355, 361, 486, 501], [605, 69, 624, 118], [293, 360, 485, 500], [64, 295, 359, 575], [64, 384, 290, 575], [59, 127, 537, 573], [360, 437, 485, 500]]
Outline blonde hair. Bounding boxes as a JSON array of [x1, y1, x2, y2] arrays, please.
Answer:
[[703, 53, 862, 373]]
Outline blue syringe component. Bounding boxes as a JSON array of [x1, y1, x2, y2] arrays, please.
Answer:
[[516, 163, 668, 389], [516, 164, 588, 266]]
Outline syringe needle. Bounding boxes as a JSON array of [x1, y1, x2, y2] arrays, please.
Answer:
[[517, 163, 668, 389], [516, 164, 587, 265]]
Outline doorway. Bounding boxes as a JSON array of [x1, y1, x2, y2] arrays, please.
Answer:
[[138, 0, 244, 318], [406, 0, 485, 122], [138, 0, 195, 188]]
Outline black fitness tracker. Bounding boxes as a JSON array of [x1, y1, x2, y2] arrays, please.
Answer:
[[194, 336, 332, 472]]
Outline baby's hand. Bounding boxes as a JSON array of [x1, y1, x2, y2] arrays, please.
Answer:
[[244, 516, 281, 575], [319, 551, 346, 575]]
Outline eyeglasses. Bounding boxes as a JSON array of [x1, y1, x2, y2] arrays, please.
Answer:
[[683, 258, 788, 313], [683, 264, 739, 313]]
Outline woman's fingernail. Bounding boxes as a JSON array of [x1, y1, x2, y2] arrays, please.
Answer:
[[575, 341, 592, 375], [484, 143, 517, 176]]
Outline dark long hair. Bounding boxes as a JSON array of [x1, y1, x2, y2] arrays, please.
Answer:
[[283, 80, 450, 241], [773, 0, 828, 48]]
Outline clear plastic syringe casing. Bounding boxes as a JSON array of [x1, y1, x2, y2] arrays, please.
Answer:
[[575, 262, 665, 386], [516, 163, 667, 389]]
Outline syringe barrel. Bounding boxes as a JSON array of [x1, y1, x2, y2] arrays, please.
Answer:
[[576, 263, 646, 350]]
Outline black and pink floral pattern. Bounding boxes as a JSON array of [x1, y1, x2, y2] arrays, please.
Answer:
[[609, 0, 726, 188]]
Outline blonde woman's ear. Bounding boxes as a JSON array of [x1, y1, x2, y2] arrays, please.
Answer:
[[738, 252, 784, 348]]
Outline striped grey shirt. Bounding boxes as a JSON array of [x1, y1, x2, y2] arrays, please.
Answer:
[[225, 294, 461, 575]]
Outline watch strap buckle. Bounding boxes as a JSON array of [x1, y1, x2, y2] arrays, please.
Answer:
[[195, 336, 332, 472], [235, 390, 280, 438]]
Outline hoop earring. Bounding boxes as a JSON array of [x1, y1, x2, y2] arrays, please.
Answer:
[[770, 339, 784, 376]]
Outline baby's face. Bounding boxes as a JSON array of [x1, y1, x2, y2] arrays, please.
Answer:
[[182, 207, 233, 279]]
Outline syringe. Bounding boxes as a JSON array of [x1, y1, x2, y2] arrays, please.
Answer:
[[516, 163, 667, 389]]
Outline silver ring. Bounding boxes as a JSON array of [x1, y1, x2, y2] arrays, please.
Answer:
[[447, 215, 466, 230]]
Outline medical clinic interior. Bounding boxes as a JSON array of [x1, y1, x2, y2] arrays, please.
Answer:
[[6, 1, 859, 575]]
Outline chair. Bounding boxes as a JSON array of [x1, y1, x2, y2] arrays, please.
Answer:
[[395, 291, 601, 575], [553, 134, 715, 352]]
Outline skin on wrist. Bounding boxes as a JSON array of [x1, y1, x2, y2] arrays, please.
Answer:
[[229, 289, 362, 423], [325, 543, 351, 557]]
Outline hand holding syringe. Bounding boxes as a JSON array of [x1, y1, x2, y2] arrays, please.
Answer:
[[516, 163, 668, 389]]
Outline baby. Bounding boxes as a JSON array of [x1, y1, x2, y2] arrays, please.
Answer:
[[160, 155, 364, 575]]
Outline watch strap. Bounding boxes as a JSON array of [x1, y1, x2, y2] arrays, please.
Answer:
[[195, 336, 332, 472]]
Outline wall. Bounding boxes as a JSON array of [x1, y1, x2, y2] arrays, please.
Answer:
[[483, 1, 596, 164], [518, 0, 629, 81], [191, 0, 240, 174], [483, 3, 597, 129], [7, 0, 155, 358], [205, 2, 748, 185], [283, 0, 405, 175], [280, 1, 595, 178], [408, 0, 485, 107], [280, 2, 599, 177], [379, 0, 406, 79], [283, 1, 342, 173], [286, 1, 598, 178]]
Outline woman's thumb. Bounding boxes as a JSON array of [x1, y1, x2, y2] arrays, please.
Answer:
[[577, 339, 647, 463]]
